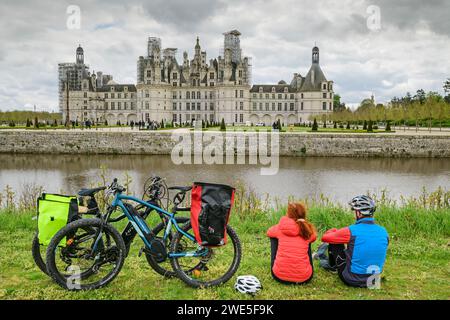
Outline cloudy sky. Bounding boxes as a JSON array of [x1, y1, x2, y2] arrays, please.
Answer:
[[0, 0, 449, 111]]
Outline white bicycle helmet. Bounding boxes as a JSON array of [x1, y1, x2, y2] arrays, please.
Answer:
[[234, 275, 262, 295], [349, 195, 376, 216]]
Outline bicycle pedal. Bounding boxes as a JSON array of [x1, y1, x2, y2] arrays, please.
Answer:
[[138, 247, 145, 257]]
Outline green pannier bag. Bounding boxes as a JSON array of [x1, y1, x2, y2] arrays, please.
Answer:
[[37, 193, 78, 246]]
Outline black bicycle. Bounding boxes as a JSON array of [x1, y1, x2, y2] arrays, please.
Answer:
[[45, 177, 241, 290], [32, 177, 189, 278]]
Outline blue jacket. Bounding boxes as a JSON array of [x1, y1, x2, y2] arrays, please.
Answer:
[[322, 217, 389, 287]]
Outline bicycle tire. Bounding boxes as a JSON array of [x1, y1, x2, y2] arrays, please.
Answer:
[[31, 232, 48, 275], [46, 218, 126, 290], [170, 222, 242, 288]]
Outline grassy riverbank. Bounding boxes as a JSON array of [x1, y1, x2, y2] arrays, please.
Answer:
[[0, 193, 449, 300]]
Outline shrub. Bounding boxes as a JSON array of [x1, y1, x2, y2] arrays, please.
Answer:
[[363, 120, 367, 130], [386, 120, 391, 132], [220, 118, 226, 131], [312, 118, 318, 131], [367, 120, 373, 132]]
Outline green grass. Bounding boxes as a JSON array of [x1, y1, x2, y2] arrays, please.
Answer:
[[199, 126, 393, 134], [0, 205, 449, 300]]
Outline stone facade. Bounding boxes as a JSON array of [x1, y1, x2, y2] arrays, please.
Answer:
[[1, 131, 449, 158], [60, 31, 333, 126]]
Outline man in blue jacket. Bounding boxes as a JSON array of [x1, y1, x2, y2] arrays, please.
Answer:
[[320, 195, 389, 288]]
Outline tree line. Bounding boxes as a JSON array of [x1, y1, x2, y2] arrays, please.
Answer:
[[313, 80, 450, 131]]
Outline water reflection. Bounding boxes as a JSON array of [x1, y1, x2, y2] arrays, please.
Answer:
[[0, 154, 448, 204]]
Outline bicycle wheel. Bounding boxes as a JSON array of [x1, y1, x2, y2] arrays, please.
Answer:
[[145, 216, 190, 278], [31, 232, 48, 275], [170, 222, 242, 288], [46, 218, 126, 290]]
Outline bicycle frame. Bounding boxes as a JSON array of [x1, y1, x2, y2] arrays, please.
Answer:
[[110, 192, 206, 258]]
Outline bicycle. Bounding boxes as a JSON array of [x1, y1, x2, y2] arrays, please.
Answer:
[[45, 177, 242, 290], [33, 177, 189, 278]]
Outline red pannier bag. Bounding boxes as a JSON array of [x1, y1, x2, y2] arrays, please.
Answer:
[[190, 182, 235, 246]]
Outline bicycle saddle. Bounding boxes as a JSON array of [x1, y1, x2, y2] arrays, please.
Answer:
[[168, 186, 192, 192], [78, 186, 106, 197]]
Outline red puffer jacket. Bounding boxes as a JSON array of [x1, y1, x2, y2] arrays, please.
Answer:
[[267, 216, 316, 283]]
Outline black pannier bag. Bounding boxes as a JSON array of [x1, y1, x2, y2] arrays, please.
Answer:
[[190, 182, 235, 246]]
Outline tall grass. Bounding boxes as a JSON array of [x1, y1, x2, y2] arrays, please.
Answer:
[[0, 174, 448, 240]]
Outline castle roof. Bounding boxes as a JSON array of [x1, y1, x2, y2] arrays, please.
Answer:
[[250, 84, 296, 93], [97, 84, 137, 92], [299, 63, 328, 92]]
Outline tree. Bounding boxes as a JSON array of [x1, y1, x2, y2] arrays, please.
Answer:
[[34, 116, 39, 128], [220, 118, 226, 131], [277, 119, 282, 130], [414, 89, 426, 104], [312, 118, 318, 131], [346, 121, 350, 130], [367, 120, 373, 132], [333, 94, 346, 111], [363, 120, 367, 130], [385, 120, 391, 132]]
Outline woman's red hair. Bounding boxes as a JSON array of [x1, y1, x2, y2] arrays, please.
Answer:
[[287, 202, 315, 240]]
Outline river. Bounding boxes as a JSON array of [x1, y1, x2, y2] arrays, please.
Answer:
[[0, 154, 448, 205]]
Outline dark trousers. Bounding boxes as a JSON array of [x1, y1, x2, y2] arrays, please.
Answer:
[[270, 238, 313, 285], [328, 244, 355, 286]]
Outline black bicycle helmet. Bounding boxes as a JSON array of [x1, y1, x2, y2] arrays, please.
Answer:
[[349, 195, 376, 216]]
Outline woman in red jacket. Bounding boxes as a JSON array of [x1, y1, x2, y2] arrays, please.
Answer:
[[267, 202, 317, 284]]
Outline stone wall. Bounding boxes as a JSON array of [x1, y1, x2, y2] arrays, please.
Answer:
[[0, 130, 449, 157]]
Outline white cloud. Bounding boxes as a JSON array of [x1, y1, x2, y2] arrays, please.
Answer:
[[0, 0, 448, 111]]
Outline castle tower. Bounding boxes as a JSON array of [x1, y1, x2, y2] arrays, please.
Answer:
[[312, 46, 319, 64], [76, 45, 84, 64]]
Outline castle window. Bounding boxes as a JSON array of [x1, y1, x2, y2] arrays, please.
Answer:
[[146, 70, 151, 77], [323, 84, 327, 90], [173, 103, 177, 110], [301, 93, 304, 99], [186, 91, 190, 99], [210, 72, 214, 79], [265, 93, 269, 99], [323, 93, 327, 98], [271, 87, 275, 93], [197, 103, 200, 110], [111, 93, 115, 99], [253, 93, 257, 99], [290, 94, 294, 99], [290, 103, 294, 111], [118, 93, 121, 99], [238, 70, 243, 78], [278, 103, 282, 111], [301, 102, 304, 110], [252, 102, 257, 110], [259, 87, 263, 93], [322, 102, 327, 110], [105, 93, 108, 98], [187, 102, 190, 110], [265, 103, 269, 111], [210, 82, 214, 86], [173, 82, 177, 87], [240, 90, 244, 98], [278, 94, 282, 99], [197, 91, 200, 99], [284, 87, 288, 93], [272, 103, 275, 111], [173, 73, 178, 80], [240, 101, 243, 110]]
